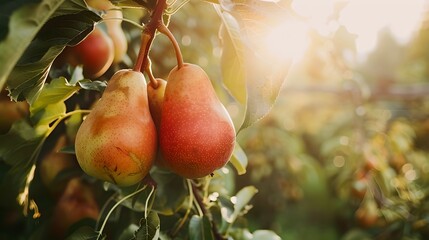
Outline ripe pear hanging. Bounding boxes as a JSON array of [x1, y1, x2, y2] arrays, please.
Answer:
[[75, 70, 157, 186], [159, 63, 236, 179]]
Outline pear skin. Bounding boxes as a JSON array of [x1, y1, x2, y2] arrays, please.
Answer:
[[159, 64, 236, 179], [75, 69, 157, 186], [39, 135, 77, 192], [147, 78, 167, 129], [147, 78, 168, 168], [57, 27, 114, 78], [87, 0, 128, 63]]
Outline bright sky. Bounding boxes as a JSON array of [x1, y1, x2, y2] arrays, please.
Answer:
[[289, 0, 426, 59], [339, 0, 426, 55]]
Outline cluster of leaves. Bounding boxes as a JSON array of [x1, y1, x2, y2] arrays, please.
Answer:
[[0, 0, 290, 239]]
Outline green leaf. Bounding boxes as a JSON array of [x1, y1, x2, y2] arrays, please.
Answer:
[[217, 1, 292, 130], [0, 120, 46, 207], [228, 228, 253, 240], [217, 10, 247, 105], [189, 215, 215, 240], [78, 79, 108, 92], [3, 0, 100, 102], [65, 222, 98, 240], [219, 186, 258, 229], [118, 224, 139, 240], [151, 169, 188, 215], [0, 0, 64, 92], [59, 145, 76, 154], [134, 211, 160, 240], [30, 77, 80, 126], [229, 142, 248, 175], [252, 230, 281, 240], [0, 120, 45, 166], [232, 186, 258, 221]]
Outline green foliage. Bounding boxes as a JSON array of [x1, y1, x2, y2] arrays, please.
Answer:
[[134, 211, 160, 240], [189, 215, 215, 240], [1, 0, 100, 102], [30, 77, 80, 126], [230, 142, 248, 175]]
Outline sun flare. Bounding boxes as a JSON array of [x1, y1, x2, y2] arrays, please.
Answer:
[[263, 20, 310, 62]]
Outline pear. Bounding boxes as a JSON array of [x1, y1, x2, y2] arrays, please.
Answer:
[[49, 178, 99, 239], [159, 63, 236, 179], [147, 78, 168, 168], [87, 0, 128, 63], [75, 69, 157, 186], [147, 78, 167, 129], [39, 135, 77, 194]]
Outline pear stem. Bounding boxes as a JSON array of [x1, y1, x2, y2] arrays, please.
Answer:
[[133, 0, 168, 73], [133, 33, 152, 72], [145, 57, 159, 88], [158, 24, 184, 69]]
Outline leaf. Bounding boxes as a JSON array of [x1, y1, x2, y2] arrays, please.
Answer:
[[119, 224, 139, 240], [134, 211, 160, 240], [219, 186, 258, 231], [228, 228, 253, 240], [0, 0, 64, 91], [151, 170, 188, 215], [189, 215, 215, 240], [229, 142, 248, 175], [0, 120, 45, 208], [65, 221, 98, 240], [59, 145, 76, 154], [110, 0, 156, 10], [252, 230, 281, 240], [30, 77, 80, 126], [3, 0, 100, 103], [232, 186, 258, 221], [217, 10, 247, 105], [217, 0, 292, 130], [0, 120, 44, 167], [78, 79, 108, 92]]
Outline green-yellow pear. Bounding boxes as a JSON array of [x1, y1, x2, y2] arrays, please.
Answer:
[[159, 64, 236, 179], [75, 69, 157, 186], [147, 78, 167, 167], [147, 78, 167, 129]]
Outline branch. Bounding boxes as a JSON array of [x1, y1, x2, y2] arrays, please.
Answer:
[[191, 182, 225, 240], [133, 0, 168, 75]]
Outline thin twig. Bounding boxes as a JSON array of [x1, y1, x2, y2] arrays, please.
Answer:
[[191, 181, 225, 240]]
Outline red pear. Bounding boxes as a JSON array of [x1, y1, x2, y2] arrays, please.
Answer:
[[57, 27, 114, 78], [159, 63, 235, 179], [49, 178, 99, 239]]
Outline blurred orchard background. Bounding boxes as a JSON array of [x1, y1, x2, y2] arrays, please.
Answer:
[[216, 0, 429, 239], [2, 0, 429, 239]]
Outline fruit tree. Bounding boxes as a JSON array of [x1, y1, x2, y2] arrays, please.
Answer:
[[2, 0, 429, 240]]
